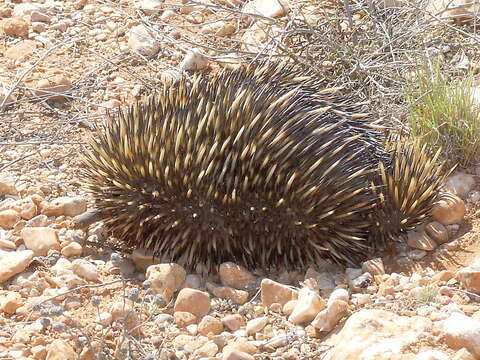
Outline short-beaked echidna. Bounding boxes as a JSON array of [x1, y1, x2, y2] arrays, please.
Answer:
[[81, 61, 449, 270]]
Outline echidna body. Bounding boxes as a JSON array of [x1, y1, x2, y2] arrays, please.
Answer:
[[81, 62, 448, 270]]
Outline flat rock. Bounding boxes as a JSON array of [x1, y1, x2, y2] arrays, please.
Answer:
[[0, 250, 34, 283], [442, 312, 480, 358], [324, 309, 432, 360], [46, 339, 76, 360], [21, 227, 60, 256], [261, 278, 298, 307]]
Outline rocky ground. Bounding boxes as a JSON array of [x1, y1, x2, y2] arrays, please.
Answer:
[[2, 0, 480, 359]]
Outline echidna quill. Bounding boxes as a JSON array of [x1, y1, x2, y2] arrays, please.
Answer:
[[81, 61, 449, 270]]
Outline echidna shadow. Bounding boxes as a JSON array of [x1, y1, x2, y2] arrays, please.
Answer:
[[81, 61, 451, 271]]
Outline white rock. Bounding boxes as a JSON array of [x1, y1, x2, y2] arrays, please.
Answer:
[[13, 3, 45, 17], [61, 242, 83, 257], [443, 312, 480, 358], [71, 259, 99, 282], [56, 197, 87, 217], [21, 227, 60, 256], [180, 49, 209, 71], [135, 0, 163, 15], [96, 312, 113, 326], [242, 0, 285, 17], [444, 172, 476, 198], [146, 263, 186, 301], [0, 250, 34, 284], [128, 24, 161, 58], [327, 288, 349, 307], [311, 299, 348, 332], [414, 350, 450, 360], [246, 316, 268, 335], [288, 287, 325, 324], [51, 258, 73, 276], [325, 309, 432, 360]]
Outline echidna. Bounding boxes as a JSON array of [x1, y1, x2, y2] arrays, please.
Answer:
[[81, 61, 449, 270]]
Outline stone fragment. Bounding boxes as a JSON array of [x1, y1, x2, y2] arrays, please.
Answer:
[[46, 340, 76, 360], [0, 174, 16, 195], [56, 197, 87, 217], [0, 291, 23, 314], [311, 299, 348, 332], [0, 250, 34, 284], [242, 0, 286, 17], [21, 227, 60, 256], [444, 172, 476, 198], [72, 259, 99, 282], [1, 17, 29, 38], [180, 49, 209, 71], [222, 348, 255, 360], [414, 350, 450, 360], [456, 266, 480, 294], [174, 288, 211, 319], [246, 316, 267, 335], [135, 0, 163, 14], [198, 315, 224, 336], [109, 301, 142, 336], [201, 21, 236, 36], [128, 24, 160, 57], [443, 312, 480, 358], [282, 299, 297, 316], [325, 309, 433, 360], [194, 341, 219, 357], [222, 314, 245, 331], [61, 242, 83, 257], [453, 348, 476, 360], [425, 221, 449, 244], [17, 197, 37, 220], [30, 72, 72, 101], [146, 263, 186, 301], [206, 282, 250, 304], [0, 209, 20, 229], [407, 231, 437, 251], [174, 311, 197, 327], [261, 278, 298, 307], [288, 287, 325, 324], [219, 262, 255, 290], [432, 194, 465, 225]]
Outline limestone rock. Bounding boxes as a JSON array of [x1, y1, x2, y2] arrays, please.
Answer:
[[146, 263, 186, 301], [21, 227, 60, 256], [288, 287, 325, 324], [324, 309, 433, 360], [174, 288, 211, 319], [219, 262, 255, 290], [261, 278, 298, 307]]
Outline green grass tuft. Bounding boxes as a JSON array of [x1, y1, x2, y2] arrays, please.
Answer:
[[406, 59, 480, 167]]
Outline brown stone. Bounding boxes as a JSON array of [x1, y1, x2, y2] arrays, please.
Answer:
[[174, 288, 211, 319]]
